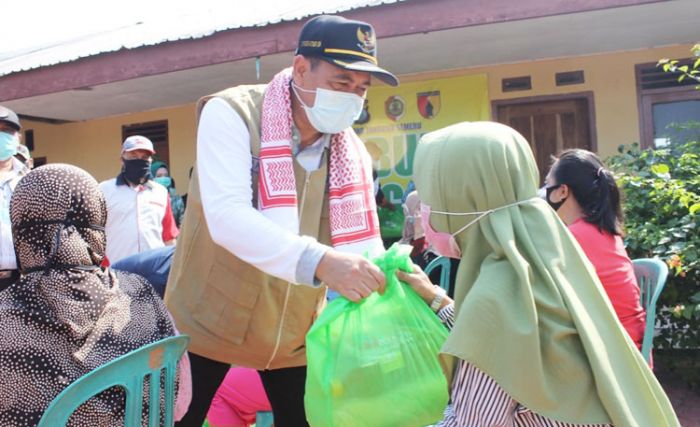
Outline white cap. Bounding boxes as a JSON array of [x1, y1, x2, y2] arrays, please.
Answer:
[[121, 135, 155, 154]]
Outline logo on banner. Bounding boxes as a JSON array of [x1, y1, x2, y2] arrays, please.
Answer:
[[384, 95, 405, 122], [417, 91, 441, 119]]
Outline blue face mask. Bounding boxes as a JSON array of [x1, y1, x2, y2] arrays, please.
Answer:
[[0, 132, 19, 161], [154, 176, 172, 188]]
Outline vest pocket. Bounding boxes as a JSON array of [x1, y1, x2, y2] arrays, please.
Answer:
[[192, 262, 262, 345]]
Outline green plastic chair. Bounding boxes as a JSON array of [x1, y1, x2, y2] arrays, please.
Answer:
[[632, 258, 669, 364], [38, 335, 190, 427], [424, 256, 451, 292]]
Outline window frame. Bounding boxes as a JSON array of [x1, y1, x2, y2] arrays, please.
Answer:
[[636, 60, 700, 148]]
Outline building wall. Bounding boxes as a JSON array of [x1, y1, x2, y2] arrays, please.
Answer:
[[403, 44, 692, 158], [24, 43, 692, 186], [24, 103, 196, 189]]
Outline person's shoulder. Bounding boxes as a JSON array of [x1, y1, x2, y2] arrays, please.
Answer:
[[215, 84, 268, 103], [200, 85, 266, 116], [98, 177, 117, 186], [568, 218, 611, 246], [210, 85, 268, 119], [145, 180, 170, 199], [568, 217, 596, 234], [405, 191, 420, 208], [98, 178, 118, 194]]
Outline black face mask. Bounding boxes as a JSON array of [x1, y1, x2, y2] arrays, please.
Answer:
[[122, 159, 151, 185], [545, 184, 567, 211]]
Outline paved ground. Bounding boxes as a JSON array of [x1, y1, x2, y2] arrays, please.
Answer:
[[657, 370, 700, 426]]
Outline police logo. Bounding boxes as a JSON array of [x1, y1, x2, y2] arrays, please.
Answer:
[[417, 91, 441, 119], [385, 96, 405, 122], [357, 27, 376, 54]]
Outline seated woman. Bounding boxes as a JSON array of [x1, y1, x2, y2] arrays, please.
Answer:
[[543, 149, 646, 350], [0, 164, 190, 426], [398, 122, 677, 427]]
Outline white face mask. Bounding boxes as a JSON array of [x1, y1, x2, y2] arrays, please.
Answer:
[[292, 82, 365, 134]]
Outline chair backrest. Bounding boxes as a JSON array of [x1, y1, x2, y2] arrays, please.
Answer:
[[256, 410, 274, 427], [424, 256, 451, 292], [632, 258, 669, 364], [38, 335, 190, 427]]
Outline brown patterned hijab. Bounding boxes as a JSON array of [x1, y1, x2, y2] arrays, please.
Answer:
[[0, 164, 181, 426], [11, 163, 107, 274]]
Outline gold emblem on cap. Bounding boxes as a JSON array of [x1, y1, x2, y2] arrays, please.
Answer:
[[356, 27, 376, 54]]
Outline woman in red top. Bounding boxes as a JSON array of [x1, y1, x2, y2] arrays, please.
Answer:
[[544, 149, 646, 350]]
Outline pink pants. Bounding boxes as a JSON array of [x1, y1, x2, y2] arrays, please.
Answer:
[[207, 367, 272, 427]]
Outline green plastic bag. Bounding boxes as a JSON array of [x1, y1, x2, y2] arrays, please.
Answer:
[[305, 244, 449, 427], [377, 206, 404, 239]]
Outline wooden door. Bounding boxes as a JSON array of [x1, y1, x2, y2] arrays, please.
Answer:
[[496, 97, 593, 183]]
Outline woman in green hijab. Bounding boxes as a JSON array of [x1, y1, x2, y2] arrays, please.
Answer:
[[152, 160, 185, 228], [397, 122, 678, 426]]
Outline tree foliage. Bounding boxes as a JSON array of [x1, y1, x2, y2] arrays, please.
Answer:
[[658, 44, 700, 87], [609, 123, 700, 356]]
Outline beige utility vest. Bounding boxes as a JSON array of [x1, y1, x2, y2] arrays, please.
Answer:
[[165, 84, 331, 370]]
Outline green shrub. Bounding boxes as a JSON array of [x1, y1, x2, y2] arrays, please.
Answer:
[[608, 123, 700, 358]]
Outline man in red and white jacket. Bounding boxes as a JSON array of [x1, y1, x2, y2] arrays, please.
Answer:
[[99, 135, 179, 264]]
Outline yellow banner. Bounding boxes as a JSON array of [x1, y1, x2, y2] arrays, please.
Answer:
[[354, 74, 490, 203]]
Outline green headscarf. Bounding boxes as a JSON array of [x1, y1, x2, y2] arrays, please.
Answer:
[[413, 122, 678, 426], [151, 160, 168, 178]]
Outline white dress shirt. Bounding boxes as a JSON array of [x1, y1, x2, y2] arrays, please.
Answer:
[[99, 178, 171, 264], [197, 97, 330, 285]]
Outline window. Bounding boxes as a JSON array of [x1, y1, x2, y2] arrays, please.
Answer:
[[636, 59, 700, 148], [652, 99, 700, 146], [122, 120, 169, 164]]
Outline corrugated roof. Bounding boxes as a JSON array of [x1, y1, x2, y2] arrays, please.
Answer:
[[0, 0, 402, 77]]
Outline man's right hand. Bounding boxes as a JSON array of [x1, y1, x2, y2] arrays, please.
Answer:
[[315, 249, 386, 302]]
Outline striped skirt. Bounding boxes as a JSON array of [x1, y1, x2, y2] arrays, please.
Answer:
[[435, 361, 611, 427], [434, 305, 611, 427]]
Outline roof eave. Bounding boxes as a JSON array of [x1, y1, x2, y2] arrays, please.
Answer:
[[0, 0, 668, 102]]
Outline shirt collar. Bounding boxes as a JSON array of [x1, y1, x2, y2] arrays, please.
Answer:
[[116, 173, 153, 190], [291, 125, 330, 157], [115, 173, 128, 186]]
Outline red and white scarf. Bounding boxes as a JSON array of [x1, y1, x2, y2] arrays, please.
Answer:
[[258, 68, 382, 254]]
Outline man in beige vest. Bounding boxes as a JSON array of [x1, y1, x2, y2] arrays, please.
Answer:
[[166, 15, 399, 426]]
